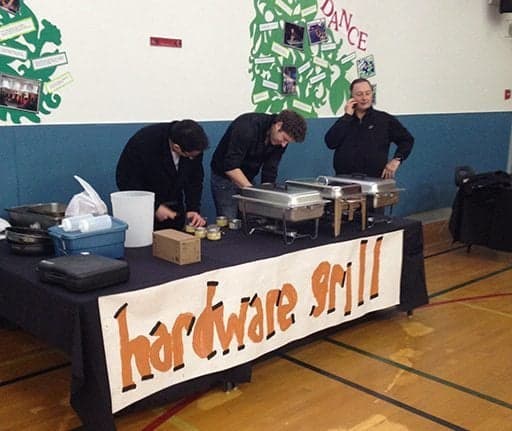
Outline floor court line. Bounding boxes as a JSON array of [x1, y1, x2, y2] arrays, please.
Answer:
[[280, 353, 469, 431], [323, 338, 512, 411], [429, 265, 512, 299], [0, 362, 70, 388]]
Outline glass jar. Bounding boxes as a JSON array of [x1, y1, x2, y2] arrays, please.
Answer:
[[216, 216, 228, 227], [228, 218, 242, 230], [194, 227, 207, 239], [206, 224, 221, 241], [184, 223, 196, 234]]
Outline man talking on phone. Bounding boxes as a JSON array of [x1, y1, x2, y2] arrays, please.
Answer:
[[324, 78, 414, 179]]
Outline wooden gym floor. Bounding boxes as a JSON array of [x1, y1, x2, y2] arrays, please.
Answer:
[[1, 217, 512, 431]]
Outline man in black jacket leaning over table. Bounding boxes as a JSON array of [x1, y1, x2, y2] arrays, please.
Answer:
[[324, 78, 414, 179], [116, 120, 209, 230], [210, 109, 307, 219]]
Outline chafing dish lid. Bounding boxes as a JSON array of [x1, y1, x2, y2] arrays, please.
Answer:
[[236, 184, 325, 207], [316, 175, 400, 194], [285, 178, 362, 198]]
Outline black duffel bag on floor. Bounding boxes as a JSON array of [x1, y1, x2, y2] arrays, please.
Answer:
[[449, 170, 512, 251]]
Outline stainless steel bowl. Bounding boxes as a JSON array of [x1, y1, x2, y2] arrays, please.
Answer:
[[5, 226, 55, 255], [6, 203, 66, 229]]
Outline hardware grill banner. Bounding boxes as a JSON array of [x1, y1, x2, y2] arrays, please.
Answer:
[[99, 230, 403, 412]]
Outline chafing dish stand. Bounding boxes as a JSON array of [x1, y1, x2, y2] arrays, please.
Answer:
[[317, 175, 402, 211], [234, 185, 327, 245], [286, 178, 367, 237], [332, 196, 367, 237], [241, 210, 320, 245]]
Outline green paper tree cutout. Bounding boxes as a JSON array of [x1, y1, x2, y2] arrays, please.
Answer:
[[0, 2, 66, 124], [249, 0, 354, 118]]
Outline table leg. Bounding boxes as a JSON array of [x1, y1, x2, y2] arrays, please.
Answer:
[[360, 198, 367, 231], [334, 199, 342, 237]]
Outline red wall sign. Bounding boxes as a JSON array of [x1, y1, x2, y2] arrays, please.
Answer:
[[150, 37, 182, 48]]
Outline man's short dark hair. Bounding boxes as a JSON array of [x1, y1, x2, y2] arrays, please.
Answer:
[[350, 78, 372, 93], [169, 120, 209, 152], [275, 109, 307, 142]]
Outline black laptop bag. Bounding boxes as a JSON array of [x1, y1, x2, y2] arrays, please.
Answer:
[[37, 254, 130, 292]]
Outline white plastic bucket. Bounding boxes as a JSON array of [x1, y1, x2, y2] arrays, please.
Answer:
[[110, 191, 155, 247]]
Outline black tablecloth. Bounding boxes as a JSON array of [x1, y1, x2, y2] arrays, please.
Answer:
[[0, 217, 427, 430]]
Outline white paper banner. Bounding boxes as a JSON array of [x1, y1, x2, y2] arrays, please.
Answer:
[[99, 230, 403, 412]]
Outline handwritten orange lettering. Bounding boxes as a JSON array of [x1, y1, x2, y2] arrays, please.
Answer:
[[310, 261, 330, 317], [345, 262, 352, 315], [329, 265, 345, 314], [192, 281, 221, 359], [248, 295, 264, 343], [149, 313, 195, 373], [370, 236, 383, 299], [311, 262, 345, 317], [277, 283, 297, 330], [115, 303, 153, 392], [358, 240, 368, 306]]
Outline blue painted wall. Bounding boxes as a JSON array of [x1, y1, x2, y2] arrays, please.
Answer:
[[1, 112, 511, 221]]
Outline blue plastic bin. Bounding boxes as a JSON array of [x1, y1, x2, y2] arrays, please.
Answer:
[[48, 217, 128, 258]]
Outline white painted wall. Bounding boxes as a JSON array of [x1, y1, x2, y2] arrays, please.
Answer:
[[7, 0, 512, 124]]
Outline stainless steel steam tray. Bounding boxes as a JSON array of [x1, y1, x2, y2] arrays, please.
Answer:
[[316, 175, 401, 194], [316, 175, 403, 209], [6, 202, 67, 229], [233, 185, 327, 222], [236, 185, 326, 207], [285, 178, 362, 199]]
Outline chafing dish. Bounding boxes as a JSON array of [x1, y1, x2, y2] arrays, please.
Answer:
[[233, 185, 328, 244], [317, 176, 402, 209], [286, 178, 366, 237], [6, 202, 66, 229], [285, 178, 362, 199], [235, 185, 326, 221]]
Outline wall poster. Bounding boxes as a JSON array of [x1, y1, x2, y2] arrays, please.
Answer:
[[0, 1, 70, 124], [249, 0, 376, 117]]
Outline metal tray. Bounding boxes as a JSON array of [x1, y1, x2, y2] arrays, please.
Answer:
[[5, 226, 55, 255], [234, 185, 327, 222], [317, 175, 400, 194], [285, 178, 362, 199], [237, 184, 325, 208], [6, 202, 66, 229], [234, 196, 326, 222]]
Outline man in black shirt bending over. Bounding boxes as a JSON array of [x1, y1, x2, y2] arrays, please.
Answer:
[[210, 110, 307, 219], [116, 120, 209, 231], [324, 78, 414, 179]]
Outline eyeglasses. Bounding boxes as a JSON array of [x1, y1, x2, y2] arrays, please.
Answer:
[[170, 140, 201, 160], [181, 150, 201, 160], [279, 130, 294, 145], [353, 91, 372, 97]]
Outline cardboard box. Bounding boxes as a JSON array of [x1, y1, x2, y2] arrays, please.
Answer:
[[152, 229, 201, 265]]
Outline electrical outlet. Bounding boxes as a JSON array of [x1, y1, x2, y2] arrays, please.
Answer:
[[507, 20, 512, 38]]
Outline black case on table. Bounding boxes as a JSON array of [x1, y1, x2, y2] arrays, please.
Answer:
[[37, 254, 130, 292]]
